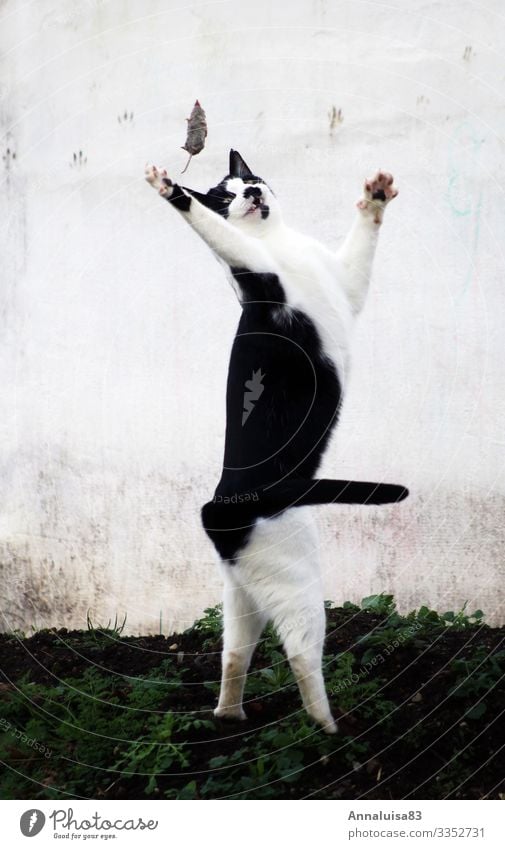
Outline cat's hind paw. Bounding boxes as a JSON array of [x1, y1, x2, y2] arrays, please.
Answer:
[[145, 164, 173, 198], [309, 710, 338, 735], [213, 706, 247, 722], [357, 171, 398, 223]]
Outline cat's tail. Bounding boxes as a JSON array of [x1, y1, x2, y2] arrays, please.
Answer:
[[204, 478, 408, 524], [201, 479, 408, 560], [260, 478, 408, 510]]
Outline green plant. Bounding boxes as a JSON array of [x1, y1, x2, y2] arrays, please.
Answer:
[[441, 603, 485, 628], [84, 611, 128, 647], [360, 593, 396, 616], [113, 712, 196, 795], [189, 605, 223, 649], [258, 622, 282, 655], [245, 650, 294, 696], [190, 605, 223, 635], [413, 603, 485, 629], [449, 648, 505, 713]]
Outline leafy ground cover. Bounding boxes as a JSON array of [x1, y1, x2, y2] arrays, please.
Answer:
[[0, 596, 503, 799]]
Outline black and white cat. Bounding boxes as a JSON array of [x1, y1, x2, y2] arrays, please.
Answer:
[[146, 150, 408, 733]]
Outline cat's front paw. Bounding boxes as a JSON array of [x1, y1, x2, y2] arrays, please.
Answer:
[[145, 164, 173, 198], [357, 171, 398, 224]]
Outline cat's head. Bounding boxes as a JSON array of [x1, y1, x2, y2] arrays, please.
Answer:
[[203, 150, 281, 232]]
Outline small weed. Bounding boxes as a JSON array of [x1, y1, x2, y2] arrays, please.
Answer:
[[246, 650, 294, 696], [113, 712, 194, 795], [85, 612, 128, 647]]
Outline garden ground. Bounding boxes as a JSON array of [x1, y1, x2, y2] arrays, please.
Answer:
[[0, 596, 503, 799]]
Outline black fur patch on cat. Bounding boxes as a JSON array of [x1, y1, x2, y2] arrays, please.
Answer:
[[181, 184, 236, 218], [243, 186, 262, 199], [201, 272, 344, 561], [169, 181, 238, 218], [230, 268, 284, 304], [167, 183, 192, 212]]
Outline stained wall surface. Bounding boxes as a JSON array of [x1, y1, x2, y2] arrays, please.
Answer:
[[1, 0, 504, 632]]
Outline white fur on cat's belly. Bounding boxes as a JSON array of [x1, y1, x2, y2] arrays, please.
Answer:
[[225, 508, 324, 645]]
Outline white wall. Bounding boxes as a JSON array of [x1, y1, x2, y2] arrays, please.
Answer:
[[1, 0, 504, 633]]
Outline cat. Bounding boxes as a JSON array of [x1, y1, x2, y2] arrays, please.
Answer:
[[145, 149, 408, 733]]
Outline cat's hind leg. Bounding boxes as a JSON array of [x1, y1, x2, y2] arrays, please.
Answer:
[[234, 508, 338, 733], [214, 567, 267, 721], [275, 599, 338, 735]]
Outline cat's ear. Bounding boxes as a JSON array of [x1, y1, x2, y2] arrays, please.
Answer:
[[229, 149, 254, 179]]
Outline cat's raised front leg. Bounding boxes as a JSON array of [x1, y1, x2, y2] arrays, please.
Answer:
[[145, 165, 274, 274], [337, 171, 398, 314]]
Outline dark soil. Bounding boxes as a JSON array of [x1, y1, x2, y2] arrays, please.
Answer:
[[0, 603, 504, 800]]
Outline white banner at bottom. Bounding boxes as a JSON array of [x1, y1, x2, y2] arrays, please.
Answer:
[[2, 799, 503, 848]]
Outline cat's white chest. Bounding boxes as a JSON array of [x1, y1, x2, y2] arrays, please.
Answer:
[[267, 233, 353, 384]]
